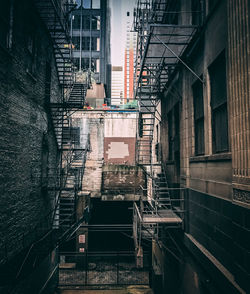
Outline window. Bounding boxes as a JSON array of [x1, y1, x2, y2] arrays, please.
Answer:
[[193, 79, 205, 155], [63, 127, 80, 145], [0, 1, 12, 49], [208, 0, 218, 11], [83, 0, 91, 9], [82, 36, 90, 50], [96, 59, 100, 72], [209, 51, 228, 153], [72, 36, 80, 50], [72, 14, 81, 29], [168, 111, 173, 160], [75, 0, 100, 9], [26, 29, 37, 74], [92, 15, 100, 30], [92, 0, 100, 9], [45, 62, 51, 104], [192, 0, 202, 25], [163, 0, 180, 24], [41, 134, 49, 194], [72, 36, 100, 51], [82, 58, 97, 72]]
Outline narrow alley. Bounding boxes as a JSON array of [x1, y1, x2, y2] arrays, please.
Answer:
[[0, 0, 249, 294]]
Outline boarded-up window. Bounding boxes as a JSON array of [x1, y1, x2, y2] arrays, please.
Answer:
[[209, 51, 228, 153], [193, 79, 204, 155]]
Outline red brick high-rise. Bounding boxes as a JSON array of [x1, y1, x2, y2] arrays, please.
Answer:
[[124, 11, 137, 103]]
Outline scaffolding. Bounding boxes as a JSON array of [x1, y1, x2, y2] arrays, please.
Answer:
[[133, 0, 203, 249]]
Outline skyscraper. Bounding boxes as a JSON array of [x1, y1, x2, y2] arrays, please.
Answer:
[[111, 66, 123, 105], [71, 0, 111, 97], [124, 11, 137, 102]]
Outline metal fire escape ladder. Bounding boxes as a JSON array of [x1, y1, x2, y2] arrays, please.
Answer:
[[133, 0, 203, 247], [35, 0, 91, 239]]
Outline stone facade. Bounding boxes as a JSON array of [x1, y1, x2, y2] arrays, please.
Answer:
[[159, 0, 250, 293], [70, 110, 141, 199]]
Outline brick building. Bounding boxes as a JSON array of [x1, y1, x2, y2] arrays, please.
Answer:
[[71, 0, 111, 98], [0, 0, 73, 292]]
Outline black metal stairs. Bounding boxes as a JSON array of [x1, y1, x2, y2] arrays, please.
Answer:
[[67, 82, 87, 105], [133, 0, 199, 252]]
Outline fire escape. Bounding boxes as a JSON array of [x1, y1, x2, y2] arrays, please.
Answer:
[[1, 1, 90, 290], [35, 0, 90, 242], [133, 0, 203, 258]]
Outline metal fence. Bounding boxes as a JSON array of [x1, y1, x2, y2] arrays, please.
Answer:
[[59, 251, 150, 286]]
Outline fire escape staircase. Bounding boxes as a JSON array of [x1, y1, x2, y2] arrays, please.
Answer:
[[133, 0, 202, 250], [0, 2, 90, 289]]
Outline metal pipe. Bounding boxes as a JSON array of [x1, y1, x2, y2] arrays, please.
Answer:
[[153, 35, 204, 83]]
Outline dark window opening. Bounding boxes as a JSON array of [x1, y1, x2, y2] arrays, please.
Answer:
[[0, 1, 11, 49], [26, 27, 37, 74], [45, 62, 51, 104], [193, 78, 204, 155], [63, 127, 80, 145], [192, 0, 203, 25], [209, 51, 228, 153], [41, 133, 49, 197], [162, 0, 180, 25], [72, 57, 98, 72], [208, 0, 219, 12], [168, 111, 173, 160], [82, 15, 90, 29], [72, 14, 81, 29], [72, 14, 100, 30], [139, 113, 143, 137]]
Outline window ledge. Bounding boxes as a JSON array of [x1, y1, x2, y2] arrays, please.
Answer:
[[189, 152, 231, 163]]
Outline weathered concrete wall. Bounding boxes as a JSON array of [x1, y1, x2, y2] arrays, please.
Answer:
[[71, 111, 140, 199], [70, 111, 104, 198], [104, 112, 137, 165], [102, 165, 145, 200]]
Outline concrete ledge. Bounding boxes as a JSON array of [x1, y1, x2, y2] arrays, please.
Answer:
[[101, 194, 141, 201], [189, 152, 231, 163], [183, 233, 245, 294], [59, 263, 76, 269]]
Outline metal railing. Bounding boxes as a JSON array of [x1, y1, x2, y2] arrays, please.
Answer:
[[59, 251, 150, 286]]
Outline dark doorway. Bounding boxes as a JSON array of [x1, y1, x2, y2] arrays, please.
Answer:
[[88, 199, 134, 251]]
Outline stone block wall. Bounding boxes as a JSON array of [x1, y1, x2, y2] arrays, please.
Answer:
[[188, 189, 250, 292]]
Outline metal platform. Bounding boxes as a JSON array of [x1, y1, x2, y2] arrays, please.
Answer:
[[142, 209, 182, 224]]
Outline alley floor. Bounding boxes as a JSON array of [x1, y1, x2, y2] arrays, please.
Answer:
[[57, 285, 153, 294]]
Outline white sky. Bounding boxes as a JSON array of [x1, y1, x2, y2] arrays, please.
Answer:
[[110, 0, 136, 66]]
